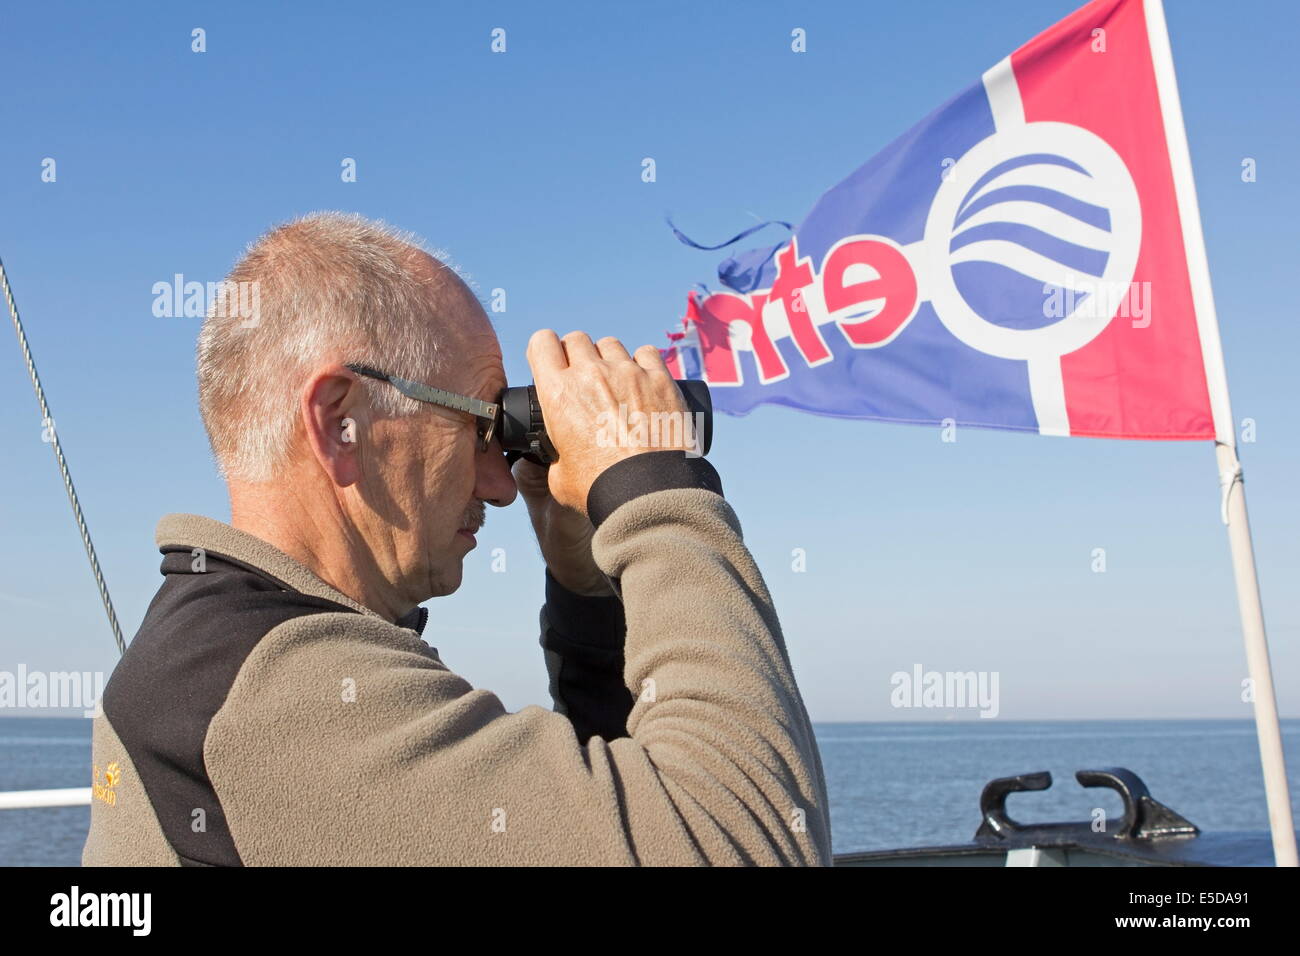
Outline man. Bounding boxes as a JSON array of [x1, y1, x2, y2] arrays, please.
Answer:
[[83, 212, 831, 866]]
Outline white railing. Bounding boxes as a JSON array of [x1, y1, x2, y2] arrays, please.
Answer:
[[0, 788, 91, 809]]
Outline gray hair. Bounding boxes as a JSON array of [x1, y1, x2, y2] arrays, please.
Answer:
[[196, 212, 469, 482]]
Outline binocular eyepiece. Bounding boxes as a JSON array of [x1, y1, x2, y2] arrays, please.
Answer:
[[499, 380, 713, 465]]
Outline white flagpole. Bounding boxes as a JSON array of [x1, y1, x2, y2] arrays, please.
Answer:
[[1146, 0, 1297, 866]]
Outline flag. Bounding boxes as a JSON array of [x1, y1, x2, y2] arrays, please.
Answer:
[[662, 0, 1227, 441]]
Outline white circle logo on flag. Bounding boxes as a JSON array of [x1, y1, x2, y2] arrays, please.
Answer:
[[923, 121, 1142, 365]]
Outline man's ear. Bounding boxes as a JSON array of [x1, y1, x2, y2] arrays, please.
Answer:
[[301, 366, 366, 487]]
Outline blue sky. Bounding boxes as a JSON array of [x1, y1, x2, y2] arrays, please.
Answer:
[[1, 0, 1297, 722]]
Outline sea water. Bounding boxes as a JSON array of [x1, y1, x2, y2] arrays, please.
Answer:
[[2, 716, 1296, 865]]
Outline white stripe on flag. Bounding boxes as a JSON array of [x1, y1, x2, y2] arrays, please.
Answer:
[[982, 56, 1025, 130], [1028, 359, 1070, 437]]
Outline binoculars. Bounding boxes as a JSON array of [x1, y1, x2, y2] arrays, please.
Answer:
[[499, 380, 713, 465]]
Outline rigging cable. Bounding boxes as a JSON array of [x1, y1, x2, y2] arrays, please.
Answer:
[[2, 254, 125, 656]]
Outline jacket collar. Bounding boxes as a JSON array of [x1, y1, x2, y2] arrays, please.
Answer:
[[155, 513, 428, 636], [396, 605, 429, 635]]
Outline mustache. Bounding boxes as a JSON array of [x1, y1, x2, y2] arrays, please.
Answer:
[[460, 500, 486, 533]]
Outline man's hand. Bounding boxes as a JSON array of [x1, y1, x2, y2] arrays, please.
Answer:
[[513, 456, 611, 597], [525, 330, 687, 514]]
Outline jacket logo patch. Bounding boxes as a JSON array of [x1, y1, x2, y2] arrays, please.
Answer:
[[92, 762, 121, 807]]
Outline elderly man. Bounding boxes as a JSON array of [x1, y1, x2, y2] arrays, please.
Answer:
[[82, 212, 830, 866]]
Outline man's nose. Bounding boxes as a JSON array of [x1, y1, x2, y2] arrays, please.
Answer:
[[475, 442, 518, 508]]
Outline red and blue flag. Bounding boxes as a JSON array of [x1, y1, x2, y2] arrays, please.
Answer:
[[662, 0, 1228, 441]]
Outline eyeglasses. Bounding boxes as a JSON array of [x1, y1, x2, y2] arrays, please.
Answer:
[[345, 362, 501, 453]]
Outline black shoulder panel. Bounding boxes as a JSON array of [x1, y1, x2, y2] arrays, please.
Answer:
[[102, 549, 359, 866]]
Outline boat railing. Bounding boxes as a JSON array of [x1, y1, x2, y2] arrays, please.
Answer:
[[0, 788, 91, 809]]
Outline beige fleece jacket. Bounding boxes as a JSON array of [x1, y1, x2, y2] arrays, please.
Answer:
[[82, 486, 831, 866]]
